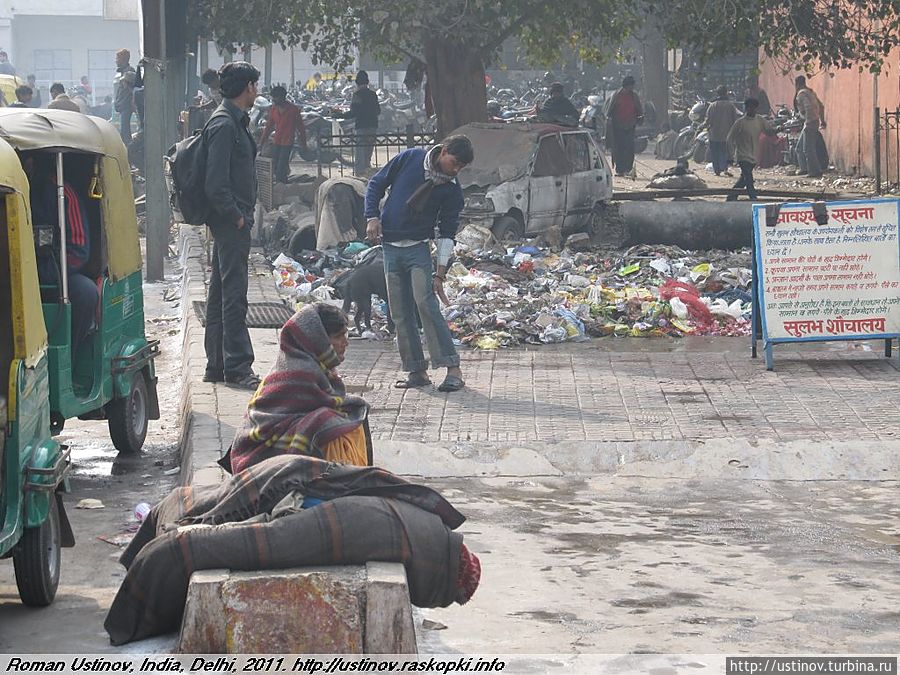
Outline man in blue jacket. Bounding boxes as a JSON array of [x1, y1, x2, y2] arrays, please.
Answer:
[[364, 135, 474, 392]]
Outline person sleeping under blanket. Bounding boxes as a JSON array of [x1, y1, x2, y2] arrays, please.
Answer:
[[104, 454, 482, 645]]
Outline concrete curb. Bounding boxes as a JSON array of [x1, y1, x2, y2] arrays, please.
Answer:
[[177, 224, 229, 489]]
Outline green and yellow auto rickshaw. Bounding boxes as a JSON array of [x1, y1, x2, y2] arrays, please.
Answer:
[[0, 132, 73, 605], [0, 108, 160, 454]]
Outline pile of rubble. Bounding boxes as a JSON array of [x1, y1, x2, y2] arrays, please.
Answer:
[[270, 241, 754, 350]]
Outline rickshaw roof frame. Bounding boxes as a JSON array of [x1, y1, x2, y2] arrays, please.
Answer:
[[0, 108, 141, 281], [0, 135, 47, 368]]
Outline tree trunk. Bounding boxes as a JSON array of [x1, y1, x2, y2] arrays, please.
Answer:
[[640, 16, 668, 132], [424, 38, 487, 139]]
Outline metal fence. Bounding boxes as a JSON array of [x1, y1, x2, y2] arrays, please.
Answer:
[[316, 130, 436, 179], [875, 108, 900, 195]]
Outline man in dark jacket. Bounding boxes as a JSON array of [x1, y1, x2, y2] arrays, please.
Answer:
[[344, 70, 380, 176], [113, 49, 136, 145], [364, 136, 473, 393], [202, 61, 261, 390], [538, 82, 579, 126]]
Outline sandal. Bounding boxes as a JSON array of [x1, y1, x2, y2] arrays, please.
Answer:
[[395, 373, 431, 389], [438, 375, 465, 392], [225, 372, 262, 391]]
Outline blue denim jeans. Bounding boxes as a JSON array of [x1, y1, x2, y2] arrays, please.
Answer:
[[383, 242, 459, 372]]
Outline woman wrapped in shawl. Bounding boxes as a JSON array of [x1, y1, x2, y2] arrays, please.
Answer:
[[104, 454, 482, 645], [224, 303, 371, 473]]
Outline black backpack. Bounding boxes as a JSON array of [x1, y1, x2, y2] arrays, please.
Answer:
[[165, 109, 231, 225]]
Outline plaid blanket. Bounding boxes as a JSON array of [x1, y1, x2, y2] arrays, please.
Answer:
[[105, 455, 466, 646], [227, 305, 369, 473]]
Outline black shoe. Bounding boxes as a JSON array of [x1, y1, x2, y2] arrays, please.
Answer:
[[203, 371, 224, 383], [225, 373, 261, 391]]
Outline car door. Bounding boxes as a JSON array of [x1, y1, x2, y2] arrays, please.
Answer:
[[562, 131, 609, 231], [526, 133, 570, 234]]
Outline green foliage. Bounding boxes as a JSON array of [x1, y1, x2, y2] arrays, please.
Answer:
[[650, 0, 900, 74], [190, 0, 639, 72]]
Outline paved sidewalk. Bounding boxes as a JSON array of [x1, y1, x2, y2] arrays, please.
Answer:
[[178, 224, 899, 485]]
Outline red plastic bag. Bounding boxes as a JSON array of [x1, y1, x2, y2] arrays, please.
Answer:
[[658, 279, 712, 323]]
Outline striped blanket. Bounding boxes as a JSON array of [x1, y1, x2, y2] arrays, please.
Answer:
[[227, 305, 369, 474], [105, 455, 466, 646]]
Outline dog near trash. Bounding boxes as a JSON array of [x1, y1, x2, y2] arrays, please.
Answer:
[[332, 248, 394, 334]]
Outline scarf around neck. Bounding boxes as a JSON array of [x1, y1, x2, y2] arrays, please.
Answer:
[[406, 144, 455, 216]]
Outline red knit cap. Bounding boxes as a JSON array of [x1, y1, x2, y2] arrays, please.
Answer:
[[455, 543, 481, 605]]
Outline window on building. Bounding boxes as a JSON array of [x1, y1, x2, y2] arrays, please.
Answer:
[[88, 50, 119, 100], [34, 49, 72, 87]]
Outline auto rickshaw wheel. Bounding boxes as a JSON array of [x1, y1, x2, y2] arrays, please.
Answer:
[[13, 494, 62, 607], [108, 371, 149, 454]]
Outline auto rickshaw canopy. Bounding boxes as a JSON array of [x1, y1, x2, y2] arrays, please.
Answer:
[[0, 136, 47, 367], [0, 108, 141, 282], [0, 74, 26, 105]]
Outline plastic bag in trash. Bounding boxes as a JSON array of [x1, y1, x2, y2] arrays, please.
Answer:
[[670, 297, 689, 319], [540, 325, 568, 343]]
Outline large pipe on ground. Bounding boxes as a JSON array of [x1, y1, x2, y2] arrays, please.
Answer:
[[615, 200, 756, 249]]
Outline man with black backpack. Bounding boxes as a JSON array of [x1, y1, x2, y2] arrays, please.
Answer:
[[202, 61, 261, 391]]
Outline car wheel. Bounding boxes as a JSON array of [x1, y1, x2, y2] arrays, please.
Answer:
[[13, 494, 61, 607], [492, 216, 524, 244], [108, 371, 149, 454]]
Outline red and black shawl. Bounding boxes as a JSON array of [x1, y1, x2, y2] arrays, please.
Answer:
[[226, 305, 369, 474]]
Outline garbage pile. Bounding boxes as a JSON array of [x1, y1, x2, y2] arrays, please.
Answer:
[[269, 241, 754, 349]]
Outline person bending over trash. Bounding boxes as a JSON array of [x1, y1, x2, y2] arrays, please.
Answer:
[[222, 303, 371, 473], [104, 454, 481, 645]]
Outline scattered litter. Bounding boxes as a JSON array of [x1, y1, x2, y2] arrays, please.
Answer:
[[162, 467, 181, 476], [97, 532, 135, 547], [268, 239, 754, 349], [421, 619, 448, 631], [134, 502, 151, 522], [76, 498, 105, 509]]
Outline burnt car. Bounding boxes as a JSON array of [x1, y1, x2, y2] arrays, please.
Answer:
[[454, 122, 614, 243]]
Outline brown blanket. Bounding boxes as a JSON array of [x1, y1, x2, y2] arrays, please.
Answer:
[[105, 455, 465, 645]]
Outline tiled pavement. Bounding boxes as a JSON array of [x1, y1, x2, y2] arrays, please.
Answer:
[[342, 340, 900, 444], [178, 225, 900, 486]]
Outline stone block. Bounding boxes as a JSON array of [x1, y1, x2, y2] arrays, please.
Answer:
[[364, 562, 417, 653], [177, 563, 417, 654]]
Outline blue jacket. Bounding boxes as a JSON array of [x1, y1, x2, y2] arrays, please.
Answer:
[[364, 148, 464, 242]]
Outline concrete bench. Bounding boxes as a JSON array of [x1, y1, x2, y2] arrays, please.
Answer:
[[177, 562, 417, 654]]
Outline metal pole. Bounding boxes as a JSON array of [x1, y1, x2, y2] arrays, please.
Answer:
[[874, 106, 881, 195], [264, 44, 273, 88], [56, 152, 68, 302]]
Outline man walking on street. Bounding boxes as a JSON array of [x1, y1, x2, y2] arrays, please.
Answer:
[[114, 49, 136, 145], [794, 75, 826, 178], [342, 71, 380, 176], [705, 85, 740, 176], [260, 85, 308, 183], [605, 76, 643, 176], [726, 98, 772, 201], [203, 62, 261, 391], [364, 135, 474, 392]]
